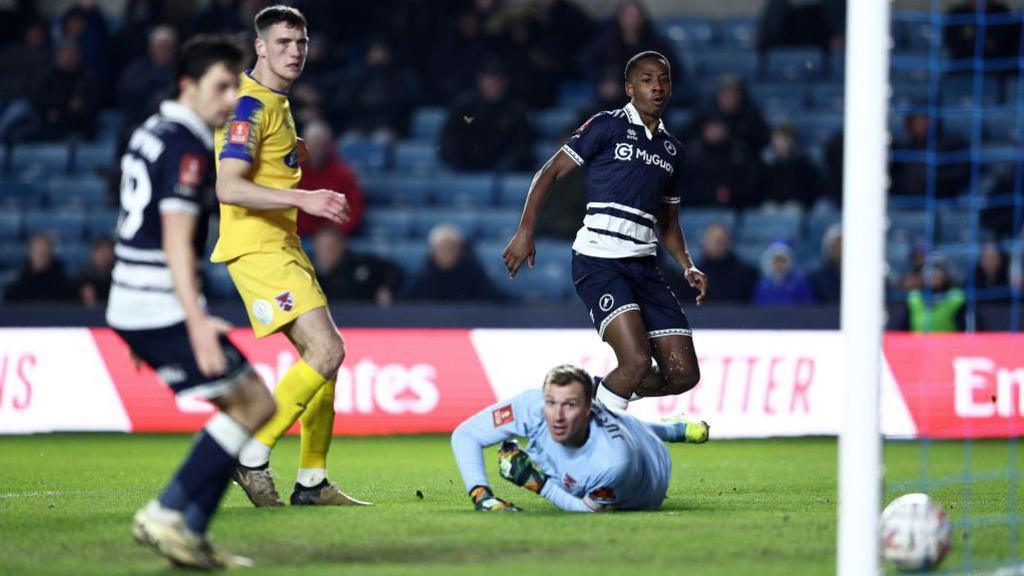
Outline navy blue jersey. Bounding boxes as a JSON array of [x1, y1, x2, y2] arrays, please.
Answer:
[[561, 103, 683, 259], [106, 101, 215, 330]]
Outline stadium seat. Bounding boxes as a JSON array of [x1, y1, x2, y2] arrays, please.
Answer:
[[496, 173, 533, 207], [894, 19, 938, 52], [534, 141, 557, 168], [23, 209, 86, 242], [393, 141, 440, 174], [733, 240, 768, 269], [938, 209, 977, 243], [411, 208, 480, 240], [983, 108, 1019, 144], [750, 83, 807, 114], [72, 142, 115, 173], [764, 49, 823, 82], [737, 210, 803, 244], [203, 263, 237, 301], [659, 17, 716, 50], [810, 83, 844, 112], [43, 175, 109, 207], [339, 139, 390, 174], [10, 143, 69, 175], [805, 209, 842, 255], [936, 243, 977, 281], [889, 54, 931, 84], [0, 268, 17, 298], [557, 81, 597, 110], [0, 241, 25, 269], [939, 73, 1000, 107], [667, 108, 692, 130], [937, 110, 975, 142], [56, 241, 90, 275], [0, 211, 22, 240], [888, 210, 932, 243], [533, 108, 577, 138], [679, 207, 737, 240], [86, 209, 119, 240], [719, 17, 757, 50], [693, 50, 759, 82], [96, 110, 125, 141], [361, 208, 416, 240], [0, 179, 43, 208], [890, 82, 931, 107], [433, 173, 496, 207], [361, 175, 434, 206], [793, 112, 844, 147], [409, 107, 447, 141], [474, 209, 521, 240]]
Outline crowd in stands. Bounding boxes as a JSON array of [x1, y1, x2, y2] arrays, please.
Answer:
[[0, 0, 1021, 324]]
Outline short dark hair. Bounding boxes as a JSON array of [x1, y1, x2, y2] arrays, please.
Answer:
[[543, 364, 594, 398], [624, 50, 670, 82], [254, 5, 307, 35], [172, 35, 245, 98]]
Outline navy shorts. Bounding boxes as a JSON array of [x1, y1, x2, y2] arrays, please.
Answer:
[[116, 323, 254, 398], [572, 252, 692, 340]]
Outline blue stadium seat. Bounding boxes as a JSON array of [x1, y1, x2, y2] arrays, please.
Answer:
[[737, 210, 803, 243], [533, 108, 577, 138], [938, 110, 974, 141], [393, 141, 440, 174], [534, 239, 574, 269], [936, 243, 977, 282], [733, 240, 768, 269], [983, 108, 1019, 144], [23, 209, 86, 242], [96, 110, 125, 141], [204, 263, 237, 301], [410, 107, 447, 141], [57, 241, 90, 275], [667, 108, 692, 130], [0, 179, 43, 208], [719, 17, 757, 50], [361, 208, 416, 240], [894, 19, 938, 52], [889, 54, 931, 84], [679, 208, 737, 241], [362, 175, 434, 206], [411, 208, 480, 240], [750, 83, 807, 113], [361, 240, 427, 280], [73, 142, 115, 173], [693, 50, 759, 81], [659, 18, 716, 50], [433, 173, 495, 207], [792, 112, 844, 147], [474, 209, 520, 240], [0, 241, 25, 269], [939, 73, 1000, 106], [87, 209, 119, 240], [0, 268, 17, 298], [938, 209, 977, 243], [43, 175, 108, 206], [764, 49, 823, 82], [890, 82, 931, 107], [810, 83, 844, 112], [805, 209, 841, 255], [557, 81, 597, 110], [533, 141, 557, 167], [497, 173, 533, 207], [0, 211, 22, 240], [338, 139, 390, 174], [11, 143, 69, 174], [888, 210, 932, 243]]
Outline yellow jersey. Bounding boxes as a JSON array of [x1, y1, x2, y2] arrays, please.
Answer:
[[211, 71, 302, 262]]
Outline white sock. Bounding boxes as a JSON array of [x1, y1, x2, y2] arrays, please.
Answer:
[[238, 438, 272, 468], [296, 468, 326, 488], [205, 413, 250, 457], [595, 383, 629, 411]]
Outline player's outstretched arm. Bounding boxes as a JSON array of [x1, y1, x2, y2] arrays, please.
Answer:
[[216, 158, 349, 224], [503, 150, 579, 278], [658, 202, 708, 305]]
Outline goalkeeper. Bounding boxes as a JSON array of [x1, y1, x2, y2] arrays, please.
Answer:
[[450, 364, 708, 512]]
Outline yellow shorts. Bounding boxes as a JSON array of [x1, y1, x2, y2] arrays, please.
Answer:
[[224, 244, 327, 338]]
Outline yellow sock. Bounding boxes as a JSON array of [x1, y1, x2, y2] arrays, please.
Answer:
[[254, 360, 329, 448], [299, 381, 336, 469]]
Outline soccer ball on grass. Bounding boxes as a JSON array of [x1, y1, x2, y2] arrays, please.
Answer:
[[879, 493, 952, 572]]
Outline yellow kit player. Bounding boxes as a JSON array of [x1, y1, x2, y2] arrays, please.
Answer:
[[214, 5, 368, 507]]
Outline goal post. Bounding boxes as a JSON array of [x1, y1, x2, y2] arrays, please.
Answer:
[[838, 0, 890, 574]]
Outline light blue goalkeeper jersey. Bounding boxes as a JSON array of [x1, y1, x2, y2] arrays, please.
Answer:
[[451, 389, 682, 512]]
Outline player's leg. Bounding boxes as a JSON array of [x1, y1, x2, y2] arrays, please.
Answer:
[[598, 310, 655, 410], [634, 334, 700, 397]]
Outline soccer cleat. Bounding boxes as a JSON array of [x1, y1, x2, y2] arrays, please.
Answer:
[[289, 480, 372, 506], [662, 414, 710, 444], [232, 465, 284, 508], [199, 538, 254, 570], [131, 500, 218, 570]]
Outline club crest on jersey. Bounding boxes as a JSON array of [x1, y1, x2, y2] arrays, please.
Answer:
[[664, 140, 677, 156], [275, 291, 295, 312], [492, 405, 514, 427], [599, 294, 615, 312], [252, 300, 274, 325], [614, 143, 633, 161], [626, 128, 638, 141], [586, 486, 617, 506], [562, 473, 577, 490], [228, 120, 250, 145]]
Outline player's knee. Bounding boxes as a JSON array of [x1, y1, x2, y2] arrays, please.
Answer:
[[304, 334, 345, 376], [666, 366, 700, 395], [619, 351, 653, 384], [251, 391, 277, 429]]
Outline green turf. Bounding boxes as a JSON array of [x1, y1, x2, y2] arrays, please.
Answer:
[[0, 435, 1019, 575]]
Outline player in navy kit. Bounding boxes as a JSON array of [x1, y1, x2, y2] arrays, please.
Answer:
[[106, 36, 275, 569], [504, 51, 710, 419]]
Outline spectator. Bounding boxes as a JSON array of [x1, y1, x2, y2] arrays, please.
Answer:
[[112, 0, 172, 77], [31, 41, 100, 140], [61, 2, 111, 86], [760, 124, 825, 211], [687, 75, 771, 158], [681, 113, 759, 209], [807, 223, 842, 303], [3, 233, 77, 303], [693, 223, 759, 302], [439, 61, 533, 172], [188, 0, 249, 37], [410, 224, 504, 302], [890, 110, 970, 198], [427, 3, 500, 104], [902, 253, 966, 332], [753, 240, 815, 306], [78, 235, 115, 307], [944, 0, 1021, 60], [530, 0, 595, 80], [576, 67, 628, 121], [897, 242, 930, 294], [975, 241, 1011, 300], [296, 120, 365, 238], [758, 0, 846, 51], [312, 229, 402, 307], [117, 25, 177, 125], [0, 21, 50, 143], [336, 39, 416, 142]]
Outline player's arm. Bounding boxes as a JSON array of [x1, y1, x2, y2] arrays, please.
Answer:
[[503, 151, 578, 277], [215, 158, 348, 223], [658, 201, 708, 305], [162, 210, 230, 376]]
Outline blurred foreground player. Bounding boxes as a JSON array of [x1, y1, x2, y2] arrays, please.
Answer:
[[213, 6, 368, 507], [106, 36, 271, 569], [451, 365, 707, 512], [504, 51, 709, 413]]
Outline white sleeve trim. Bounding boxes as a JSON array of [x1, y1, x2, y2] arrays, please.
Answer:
[[661, 196, 681, 204], [560, 144, 585, 166], [159, 198, 201, 214]]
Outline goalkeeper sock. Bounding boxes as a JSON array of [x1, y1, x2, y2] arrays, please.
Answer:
[[595, 382, 629, 411], [252, 360, 329, 451], [159, 413, 249, 534], [296, 468, 326, 488], [298, 381, 336, 471]]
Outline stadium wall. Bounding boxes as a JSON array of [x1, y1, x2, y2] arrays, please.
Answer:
[[1, 327, 1020, 439]]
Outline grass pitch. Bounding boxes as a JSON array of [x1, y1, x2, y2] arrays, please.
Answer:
[[0, 434, 1019, 575]]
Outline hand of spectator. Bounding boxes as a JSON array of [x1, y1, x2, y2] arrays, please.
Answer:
[[375, 286, 393, 308], [685, 266, 709, 306], [503, 229, 535, 278], [297, 189, 349, 224]]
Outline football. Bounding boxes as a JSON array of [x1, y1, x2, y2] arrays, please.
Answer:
[[880, 493, 953, 572]]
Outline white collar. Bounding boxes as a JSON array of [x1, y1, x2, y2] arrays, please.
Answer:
[[159, 101, 214, 150], [623, 102, 666, 140]]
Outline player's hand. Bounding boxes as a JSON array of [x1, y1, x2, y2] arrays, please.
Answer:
[[469, 485, 520, 512], [297, 189, 349, 224], [186, 315, 232, 377], [498, 440, 547, 493], [502, 229, 535, 278], [685, 266, 709, 306]]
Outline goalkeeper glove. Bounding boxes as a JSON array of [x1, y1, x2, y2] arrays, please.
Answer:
[[469, 485, 520, 512], [498, 439, 547, 493]]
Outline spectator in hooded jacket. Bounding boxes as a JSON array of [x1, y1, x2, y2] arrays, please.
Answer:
[[753, 240, 815, 306]]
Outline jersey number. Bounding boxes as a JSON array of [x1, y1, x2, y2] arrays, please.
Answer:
[[117, 155, 152, 240]]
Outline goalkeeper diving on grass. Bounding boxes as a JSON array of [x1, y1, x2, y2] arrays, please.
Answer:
[[451, 365, 709, 512]]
